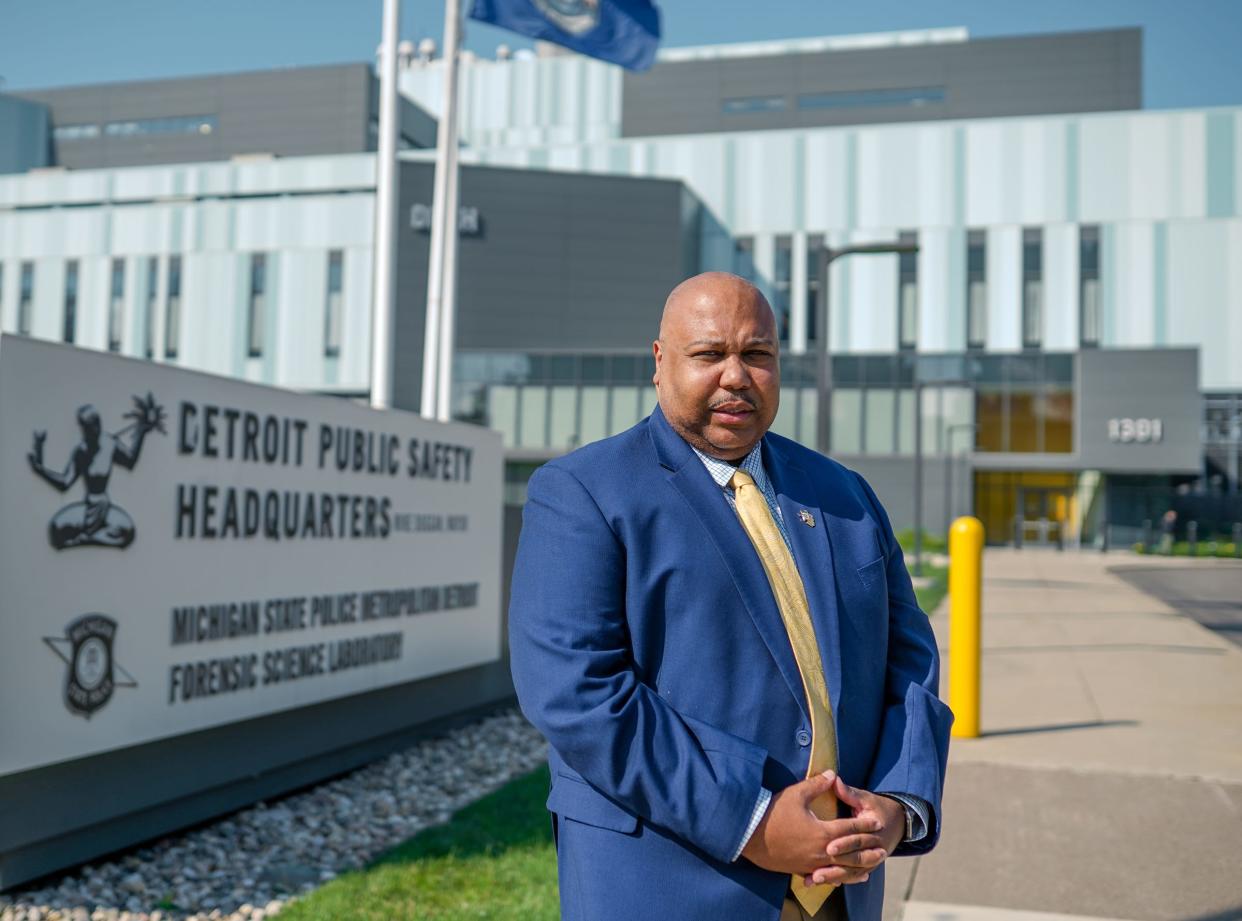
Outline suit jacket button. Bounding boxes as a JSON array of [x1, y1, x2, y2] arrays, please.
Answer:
[[796, 729, 811, 747]]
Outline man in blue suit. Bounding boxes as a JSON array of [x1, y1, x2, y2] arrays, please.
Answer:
[[509, 272, 952, 920]]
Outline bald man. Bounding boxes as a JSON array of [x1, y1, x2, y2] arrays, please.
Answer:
[[509, 273, 951, 921]]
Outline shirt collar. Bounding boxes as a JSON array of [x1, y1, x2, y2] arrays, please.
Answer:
[[690, 441, 769, 492]]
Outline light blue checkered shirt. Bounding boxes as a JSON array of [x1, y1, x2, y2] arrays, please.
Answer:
[[689, 442, 929, 859]]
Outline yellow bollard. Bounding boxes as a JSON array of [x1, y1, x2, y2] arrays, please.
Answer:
[[948, 516, 984, 739]]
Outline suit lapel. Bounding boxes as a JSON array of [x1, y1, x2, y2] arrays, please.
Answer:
[[648, 408, 809, 717], [764, 438, 845, 731]]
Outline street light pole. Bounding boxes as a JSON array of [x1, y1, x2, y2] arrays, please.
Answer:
[[814, 241, 920, 456]]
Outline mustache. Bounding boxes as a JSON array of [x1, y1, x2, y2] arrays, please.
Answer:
[[708, 395, 757, 411]]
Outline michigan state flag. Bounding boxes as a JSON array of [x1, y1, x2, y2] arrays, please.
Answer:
[[469, 0, 661, 71]]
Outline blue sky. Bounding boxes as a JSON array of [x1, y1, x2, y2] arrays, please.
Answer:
[[1, 0, 1240, 109]]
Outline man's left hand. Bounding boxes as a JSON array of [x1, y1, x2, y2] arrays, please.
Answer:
[[804, 776, 906, 887]]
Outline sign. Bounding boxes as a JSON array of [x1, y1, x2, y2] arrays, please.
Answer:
[[410, 204, 482, 236], [1107, 417, 1163, 444], [0, 334, 503, 777]]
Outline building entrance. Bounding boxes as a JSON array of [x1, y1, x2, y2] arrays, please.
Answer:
[[974, 471, 1079, 546]]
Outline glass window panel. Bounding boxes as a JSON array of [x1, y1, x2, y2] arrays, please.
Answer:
[[943, 387, 975, 455], [799, 388, 818, 450], [519, 386, 548, 448], [797, 86, 945, 110], [644, 387, 659, 418], [862, 356, 895, 387], [581, 355, 607, 383], [967, 280, 987, 347], [1041, 388, 1074, 453], [488, 385, 518, 449], [63, 259, 79, 343], [831, 389, 861, 454], [896, 389, 916, 456], [833, 355, 861, 386], [976, 390, 1005, 452], [1022, 279, 1043, 348], [772, 388, 798, 439], [864, 390, 896, 454], [609, 386, 640, 435], [526, 354, 547, 383], [324, 250, 343, 358], [549, 386, 579, 450], [165, 256, 181, 358], [1008, 391, 1039, 452], [1080, 278, 1101, 346], [733, 237, 755, 282], [1044, 354, 1074, 385], [609, 355, 637, 383], [723, 96, 788, 114], [19, 261, 35, 335], [144, 257, 159, 359], [548, 354, 576, 383], [108, 258, 125, 352], [579, 386, 609, 445], [248, 254, 266, 358], [775, 235, 792, 343]]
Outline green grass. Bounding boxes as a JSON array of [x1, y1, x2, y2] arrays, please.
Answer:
[[911, 563, 950, 615], [1132, 540, 1241, 558], [895, 529, 948, 555], [277, 765, 558, 921]]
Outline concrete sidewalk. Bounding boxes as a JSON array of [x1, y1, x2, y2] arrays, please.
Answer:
[[884, 549, 1242, 921]]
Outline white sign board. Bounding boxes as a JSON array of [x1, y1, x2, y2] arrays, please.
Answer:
[[0, 334, 503, 777]]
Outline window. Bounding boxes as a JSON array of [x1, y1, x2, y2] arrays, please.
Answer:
[[325, 251, 343, 358], [1079, 225, 1101, 348], [52, 123, 101, 141], [63, 260, 79, 343], [774, 235, 792, 344], [18, 262, 33, 335], [108, 258, 125, 352], [733, 237, 755, 282], [247, 254, 267, 358], [144, 257, 159, 359], [0, 263, 4, 331], [103, 115, 216, 137], [898, 230, 918, 351], [966, 231, 986, 349], [165, 256, 182, 359], [807, 234, 824, 343], [797, 86, 946, 111], [722, 96, 787, 114], [1022, 228, 1043, 349]]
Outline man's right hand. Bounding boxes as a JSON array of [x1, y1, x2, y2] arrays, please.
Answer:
[[739, 771, 882, 875]]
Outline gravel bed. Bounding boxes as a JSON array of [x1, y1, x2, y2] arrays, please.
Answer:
[[0, 709, 547, 921]]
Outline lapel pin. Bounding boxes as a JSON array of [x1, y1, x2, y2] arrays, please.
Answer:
[[798, 509, 815, 528]]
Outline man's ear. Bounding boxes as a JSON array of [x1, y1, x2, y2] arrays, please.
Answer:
[[652, 340, 662, 388]]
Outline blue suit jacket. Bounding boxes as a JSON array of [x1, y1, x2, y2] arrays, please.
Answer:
[[509, 406, 952, 921]]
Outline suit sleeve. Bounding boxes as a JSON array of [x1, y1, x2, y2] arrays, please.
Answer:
[[853, 471, 954, 856], [509, 463, 768, 864]]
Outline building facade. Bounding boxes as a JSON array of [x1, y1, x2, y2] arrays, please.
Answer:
[[1, 26, 1239, 543]]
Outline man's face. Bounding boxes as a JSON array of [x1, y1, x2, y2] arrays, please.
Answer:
[[653, 276, 780, 461]]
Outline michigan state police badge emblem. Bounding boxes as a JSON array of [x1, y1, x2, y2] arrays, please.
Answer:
[[43, 613, 137, 718], [533, 0, 600, 35]]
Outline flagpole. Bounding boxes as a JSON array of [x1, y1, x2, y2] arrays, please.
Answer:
[[369, 0, 401, 410], [421, 0, 464, 419]]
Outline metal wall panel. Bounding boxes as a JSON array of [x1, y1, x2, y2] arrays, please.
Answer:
[[390, 162, 697, 412], [622, 29, 1140, 139], [12, 64, 435, 172]]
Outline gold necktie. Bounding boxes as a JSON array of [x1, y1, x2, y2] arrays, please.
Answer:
[[730, 469, 838, 915]]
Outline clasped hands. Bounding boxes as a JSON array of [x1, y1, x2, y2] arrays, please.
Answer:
[[740, 770, 905, 886]]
